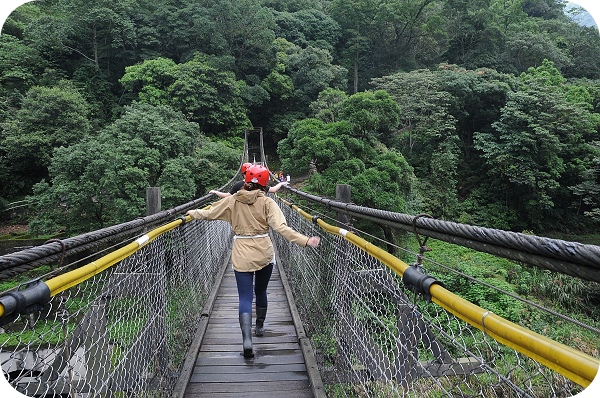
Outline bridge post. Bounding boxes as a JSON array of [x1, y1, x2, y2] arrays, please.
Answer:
[[335, 184, 351, 227], [146, 187, 161, 216]]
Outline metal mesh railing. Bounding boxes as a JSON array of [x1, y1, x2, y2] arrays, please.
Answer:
[[1, 185, 598, 397], [272, 196, 599, 397], [1, 218, 232, 397]]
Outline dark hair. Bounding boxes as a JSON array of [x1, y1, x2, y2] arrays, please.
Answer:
[[244, 182, 267, 192]]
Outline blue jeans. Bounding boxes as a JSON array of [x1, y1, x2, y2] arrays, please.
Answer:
[[234, 263, 274, 314]]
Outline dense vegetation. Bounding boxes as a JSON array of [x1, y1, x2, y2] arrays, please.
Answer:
[[0, 0, 599, 238]]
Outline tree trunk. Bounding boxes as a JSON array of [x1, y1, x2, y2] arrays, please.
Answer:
[[353, 52, 359, 94]]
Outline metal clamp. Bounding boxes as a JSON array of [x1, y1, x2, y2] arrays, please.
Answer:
[[402, 264, 442, 302], [0, 281, 51, 326], [481, 311, 493, 335]]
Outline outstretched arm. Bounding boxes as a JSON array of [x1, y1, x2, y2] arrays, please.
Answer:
[[268, 181, 288, 193], [266, 199, 320, 247], [209, 190, 232, 198]]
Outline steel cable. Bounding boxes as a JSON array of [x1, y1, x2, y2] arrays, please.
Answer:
[[286, 187, 600, 283]]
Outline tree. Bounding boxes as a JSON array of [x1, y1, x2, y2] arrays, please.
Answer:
[[272, 8, 341, 52], [303, 145, 417, 253], [131, 0, 207, 62], [309, 88, 348, 123], [347, 150, 414, 212], [199, 0, 276, 78], [1, 82, 91, 197], [503, 28, 571, 74], [328, 0, 378, 92], [119, 57, 178, 105], [28, 102, 201, 234], [191, 136, 242, 195], [417, 136, 461, 219], [120, 54, 252, 135], [442, 0, 511, 70], [277, 118, 356, 174], [338, 90, 400, 143], [258, 38, 348, 146], [473, 62, 598, 230], [522, 0, 565, 19], [329, 0, 446, 92], [286, 44, 348, 108], [0, 34, 48, 96], [27, 0, 138, 79], [370, 69, 459, 180]]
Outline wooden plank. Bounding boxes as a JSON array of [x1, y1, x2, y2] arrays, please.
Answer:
[[195, 363, 307, 374], [184, 380, 312, 394], [195, 352, 306, 366], [186, 392, 313, 398], [200, 342, 303, 351], [190, 371, 309, 383]]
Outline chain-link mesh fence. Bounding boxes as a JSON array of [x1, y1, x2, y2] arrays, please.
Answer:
[[273, 196, 598, 398], [1, 218, 232, 397], [1, 186, 598, 397]]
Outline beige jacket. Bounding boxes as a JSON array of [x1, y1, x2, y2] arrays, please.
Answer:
[[188, 189, 309, 272]]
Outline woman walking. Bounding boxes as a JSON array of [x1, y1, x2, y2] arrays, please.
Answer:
[[186, 164, 320, 358]]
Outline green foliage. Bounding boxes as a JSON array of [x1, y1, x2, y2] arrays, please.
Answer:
[[272, 8, 341, 52], [1, 0, 599, 237], [0, 81, 91, 197], [457, 187, 519, 230], [119, 57, 178, 105], [286, 42, 348, 108], [474, 64, 598, 230], [278, 118, 355, 174], [27, 102, 202, 234], [338, 90, 400, 141], [528, 268, 600, 320], [309, 87, 348, 123], [329, 0, 443, 91], [371, 68, 458, 164], [0, 34, 47, 96], [422, 240, 525, 322], [120, 54, 252, 136], [24, 0, 139, 83], [417, 136, 461, 220], [198, 0, 277, 77], [262, 68, 295, 101], [0, 320, 73, 348], [346, 157, 411, 212], [192, 137, 243, 194], [520, 59, 566, 87]]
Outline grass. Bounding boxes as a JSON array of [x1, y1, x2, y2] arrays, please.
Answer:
[[543, 231, 600, 246], [0, 265, 55, 293]]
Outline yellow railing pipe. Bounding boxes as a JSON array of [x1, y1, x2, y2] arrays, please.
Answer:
[[430, 285, 598, 387], [285, 200, 599, 387], [45, 216, 189, 296], [1, 213, 203, 321]]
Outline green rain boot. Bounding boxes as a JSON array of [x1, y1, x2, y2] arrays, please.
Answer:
[[239, 313, 254, 358], [255, 306, 267, 337]]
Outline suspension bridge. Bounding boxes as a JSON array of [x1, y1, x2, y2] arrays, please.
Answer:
[[0, 129, 599, 397]]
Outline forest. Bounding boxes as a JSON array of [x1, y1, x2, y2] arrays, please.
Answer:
[[0, 0, 599, 239]]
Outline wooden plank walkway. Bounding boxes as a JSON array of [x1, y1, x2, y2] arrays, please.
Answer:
[[181, 256, 319, 397]]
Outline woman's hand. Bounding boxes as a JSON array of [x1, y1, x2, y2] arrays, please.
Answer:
[[307, 236, 320, 247]]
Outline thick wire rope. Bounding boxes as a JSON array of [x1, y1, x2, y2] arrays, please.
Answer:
[[285, 188, 600, 282]]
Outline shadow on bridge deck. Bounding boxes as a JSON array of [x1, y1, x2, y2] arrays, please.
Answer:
[[178, 255, 320, 397]]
